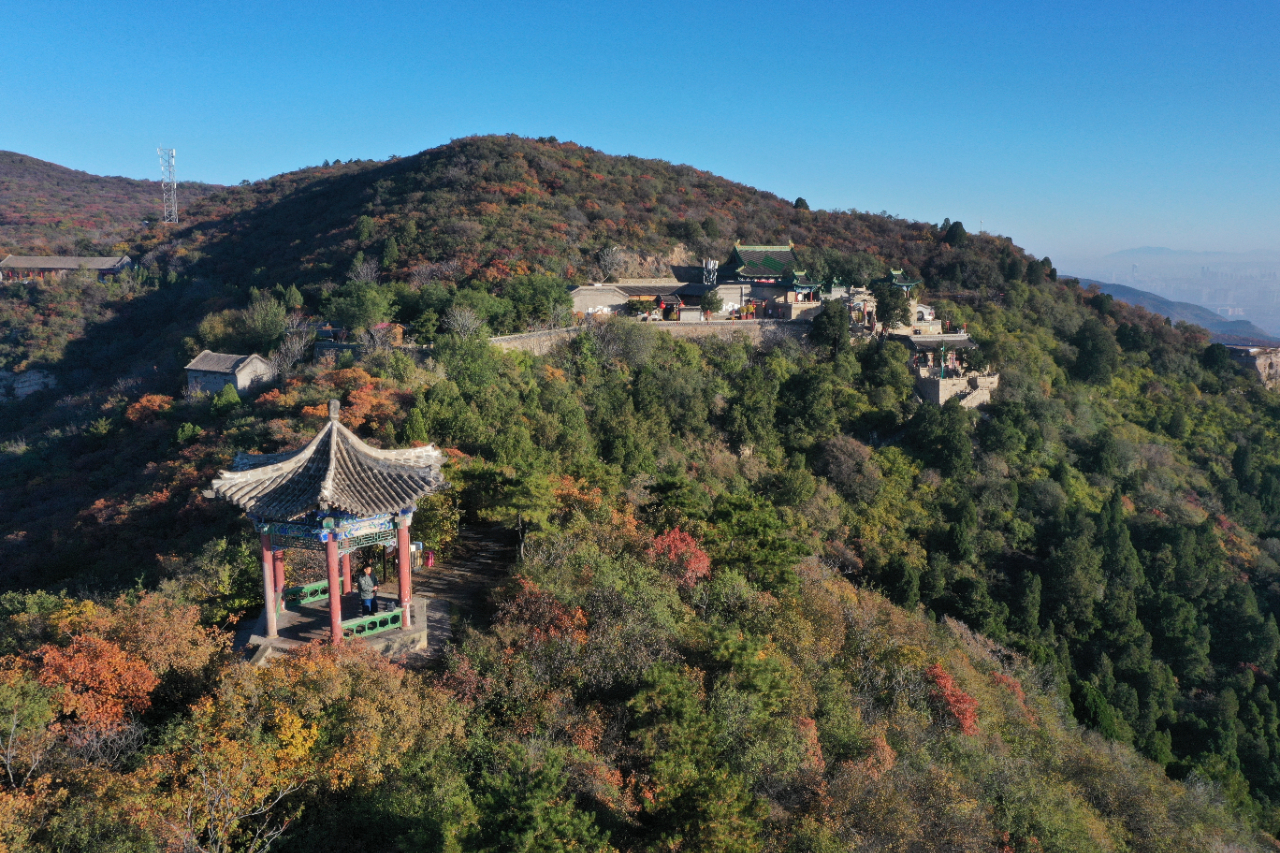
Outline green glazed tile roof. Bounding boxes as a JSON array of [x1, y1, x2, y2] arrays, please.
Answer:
[[727, 244, 805, 280]]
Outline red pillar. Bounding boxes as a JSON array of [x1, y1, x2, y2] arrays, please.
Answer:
[[342, 553, 352, 594], [272, 550, 286, 600], [397, 516, 412, 628], [260, 534, 277, 638], [325, 536, 342, 644]]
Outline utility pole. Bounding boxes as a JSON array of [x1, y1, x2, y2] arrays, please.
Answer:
[[158, 148, 178, 224]]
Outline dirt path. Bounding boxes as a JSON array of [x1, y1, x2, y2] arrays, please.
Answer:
[[399, 523, 517, 667]]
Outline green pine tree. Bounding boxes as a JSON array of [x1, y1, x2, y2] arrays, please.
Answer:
[[211, 383, 241, 416], [402, 408, 430, 445], [382, 236, 400, 268], [810, 299, 851, 355], [282, 284, 304, 309], [469, 748, 612, 853]]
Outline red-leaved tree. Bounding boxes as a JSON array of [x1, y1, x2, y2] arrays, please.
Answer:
[[925, 663, 979, 736], [647, 529, 711, 590]]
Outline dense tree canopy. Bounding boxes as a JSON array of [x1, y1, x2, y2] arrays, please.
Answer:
[[2, 136, 1280, 849]]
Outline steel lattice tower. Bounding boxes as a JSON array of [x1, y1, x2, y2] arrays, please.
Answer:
[[158, 148, 178, 223]]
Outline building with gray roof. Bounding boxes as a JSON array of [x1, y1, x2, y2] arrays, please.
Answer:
[[185, 351, 276, 396]]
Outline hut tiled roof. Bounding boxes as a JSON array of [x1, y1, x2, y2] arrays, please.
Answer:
[[0, 255, 130, 271], [186, 351, 256, 373], [210, 400, 447, 520]]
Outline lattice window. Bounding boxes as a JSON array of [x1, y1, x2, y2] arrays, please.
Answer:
[[339, 530, 396, 556]]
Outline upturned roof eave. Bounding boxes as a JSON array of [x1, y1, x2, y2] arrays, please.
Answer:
[[209, 408, 447, 521]]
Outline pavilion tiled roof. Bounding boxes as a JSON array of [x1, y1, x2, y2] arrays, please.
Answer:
[[210, 400, 447, 520], [884, 269, 923, 288]]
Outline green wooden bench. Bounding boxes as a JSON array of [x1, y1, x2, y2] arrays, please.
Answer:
[[280, 579, 331, 612], [341, 608, 404, 639]]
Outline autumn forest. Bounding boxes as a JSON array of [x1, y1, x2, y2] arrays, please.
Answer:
[[1, 135, 1279, 851]]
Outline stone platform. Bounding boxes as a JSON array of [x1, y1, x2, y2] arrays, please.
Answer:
[[237, 576, 432, 665]]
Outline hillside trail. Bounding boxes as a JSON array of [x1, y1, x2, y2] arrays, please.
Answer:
[[398, 523, 517, 668]]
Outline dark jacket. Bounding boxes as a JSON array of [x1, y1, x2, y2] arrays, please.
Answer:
[[356, 571, 379, 598]]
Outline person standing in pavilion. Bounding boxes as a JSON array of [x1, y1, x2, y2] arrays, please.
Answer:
[[357, 564, 380, 616]]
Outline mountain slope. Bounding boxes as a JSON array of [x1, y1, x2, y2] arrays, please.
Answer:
[[0, 151, 224, 255], [136, 135, 1040, 293], [1079, 279, 1280, 345], [5, 138, 1280, 844]]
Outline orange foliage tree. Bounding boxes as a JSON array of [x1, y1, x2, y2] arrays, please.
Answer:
[[132, 641, 461, 852], [34, 636, 158, 731], [499, 578, 589, 646], [300, 367, 407, 432], [48, 593, 230, 709], [124, 394, 175, 424], [647, 529, 711, 590]]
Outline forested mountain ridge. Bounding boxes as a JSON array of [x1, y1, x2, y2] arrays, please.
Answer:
[[2, 138, 1280, 849], [132, 134, 1049, 294], [1081, 279, 1280, 346], [0, 151, 224, 255]]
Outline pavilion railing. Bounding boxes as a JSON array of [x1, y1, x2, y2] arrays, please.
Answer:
[[341, 609, 404, 639], [280, 579, 332, 611]]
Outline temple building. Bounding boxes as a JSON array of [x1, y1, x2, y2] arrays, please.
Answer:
[[873, 268, 923, 293], [883, 301, 944, 336], [720, 243, 823, 319], [567, 246, 833, 321], [208, 400, 447, 654], [891, 333, 1000, 408]]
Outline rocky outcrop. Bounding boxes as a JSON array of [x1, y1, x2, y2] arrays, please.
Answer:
[[0, 369, 56, 399]]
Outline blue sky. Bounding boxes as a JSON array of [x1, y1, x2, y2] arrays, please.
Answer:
[[7, 0, 1279, 265]]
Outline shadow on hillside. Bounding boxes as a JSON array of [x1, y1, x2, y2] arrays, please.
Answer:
[[55, 280, 226, 397], [178, 157, 422, 288], [0, 277, 244, 592]]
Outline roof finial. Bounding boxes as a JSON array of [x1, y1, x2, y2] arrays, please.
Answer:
[[328, 399, 340, 421]]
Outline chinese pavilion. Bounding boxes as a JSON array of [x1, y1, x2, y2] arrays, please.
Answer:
[[874, 268, 923, 293], [209, 399, 447, 644]]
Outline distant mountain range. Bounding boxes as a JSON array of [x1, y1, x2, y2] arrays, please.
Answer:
[[1104, 246, 1280, 261], [1076, 278, 1280, 345], [0, 151, 224, 255]]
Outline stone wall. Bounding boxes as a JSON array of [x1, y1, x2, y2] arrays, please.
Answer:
[[1230, 347, 1280, 390], [916, 372, 1000, 408], [660, 319, 810, 345], [570, 286, 629, 315], [488, 319, 810, 355], [489, 327, 585, 356]]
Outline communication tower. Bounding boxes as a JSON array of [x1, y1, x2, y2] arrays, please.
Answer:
[[702, 258, 718, 287], [158, 148, 178, 223]]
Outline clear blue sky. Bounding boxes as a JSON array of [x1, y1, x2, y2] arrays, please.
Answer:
[[7, 0, 1279, 265]]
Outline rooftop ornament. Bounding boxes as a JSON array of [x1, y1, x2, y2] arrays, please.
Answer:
[[208, 399, 447, 643]]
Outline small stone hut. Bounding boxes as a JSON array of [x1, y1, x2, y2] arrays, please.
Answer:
[[185, 351, 277, 396]]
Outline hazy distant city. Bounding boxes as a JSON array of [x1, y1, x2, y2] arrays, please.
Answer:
[[1065, 247, 1280, 336]]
